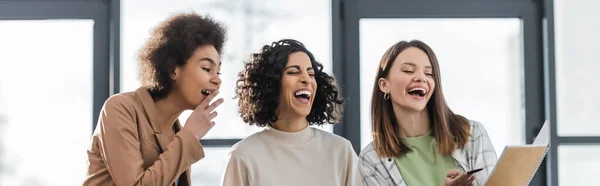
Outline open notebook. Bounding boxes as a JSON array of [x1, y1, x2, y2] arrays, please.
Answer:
[[484, 120, 550, 186]]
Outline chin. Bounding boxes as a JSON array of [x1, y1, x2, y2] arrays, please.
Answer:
[[416, 102, 429, 110], [289, 99, 313, 117], [403, 103, 427, 112], [299, 111, 312, 117], [402, 98, 430, 112], [291, 108, 311, 117], [187, 97, 203, 110]]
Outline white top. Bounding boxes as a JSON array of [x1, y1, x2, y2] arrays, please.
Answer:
[[221, 125, 363, 186]]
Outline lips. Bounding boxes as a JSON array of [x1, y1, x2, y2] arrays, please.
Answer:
[[201, 89, 214, 96], [293, 89, 312, 104], [406, 85, 427, 98]]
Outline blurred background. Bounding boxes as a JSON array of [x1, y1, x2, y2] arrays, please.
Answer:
[[0, 0, 598, 185]]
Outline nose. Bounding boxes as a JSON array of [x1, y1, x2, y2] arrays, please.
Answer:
[[299, 72, 309, 85], [211, 74, 222, 86], [413, 73, 427, 83]]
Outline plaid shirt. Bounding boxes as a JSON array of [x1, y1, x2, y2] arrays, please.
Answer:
[[358, 120, 498, 186]]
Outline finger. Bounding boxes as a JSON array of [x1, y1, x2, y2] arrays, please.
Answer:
[[467, 175, 475, 183], [208, 111, 218, 120], [209, 121, 216, 127], [459, 174, 473, 184], [199, 90, 220, 108], [453, 173, 468, 183], [205, 98, 224, 112], [443, 178, 453, 186], [446, 169, 461, 178]]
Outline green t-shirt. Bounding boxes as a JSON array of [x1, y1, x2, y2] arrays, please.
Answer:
[[394, 132, 457, 186]]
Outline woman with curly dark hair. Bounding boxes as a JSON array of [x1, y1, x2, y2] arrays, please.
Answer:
[[220, 39, 362, 186], [84, 12, 226, 186]]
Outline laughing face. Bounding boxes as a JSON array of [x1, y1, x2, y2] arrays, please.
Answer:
[[378, 47, 435, 112], [278, 52, 317, 117], [172, 44, 222, 110]]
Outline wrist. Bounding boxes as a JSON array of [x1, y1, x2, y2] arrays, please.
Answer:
[[183, 127, 201, 140]]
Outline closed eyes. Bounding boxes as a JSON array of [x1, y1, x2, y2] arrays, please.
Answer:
[[202, 67, 221, 75]]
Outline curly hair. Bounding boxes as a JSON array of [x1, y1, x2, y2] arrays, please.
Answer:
[[138, 12, 227, 99], [236, 39, 344, 127]]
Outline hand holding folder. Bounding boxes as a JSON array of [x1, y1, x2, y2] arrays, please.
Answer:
[[484, 120, 550, 186]]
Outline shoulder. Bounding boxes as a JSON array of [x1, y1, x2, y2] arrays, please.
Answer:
[[468, 119, 491, 139], [229, 130, 269, 157], [314, 127, 352, 146], [102, 91, 139, 112], [313, 128, 359, 155], [97, 91, 140, 129], [464, 119, 495, 154], [359, 142, 380, 164]]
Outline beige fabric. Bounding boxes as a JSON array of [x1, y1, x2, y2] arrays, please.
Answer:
[[221, 125, 363, 186], [84, 87, 204, 186]]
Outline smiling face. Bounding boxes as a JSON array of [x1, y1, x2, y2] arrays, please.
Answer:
[[277, 52, 318, 118], [378, 47, 435, 112], [171, 44, 222, 110]]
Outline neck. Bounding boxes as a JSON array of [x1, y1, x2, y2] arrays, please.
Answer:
[[392, 104, 430, 138], [271, 111, 308, 132], [154, 92, 185, 128]]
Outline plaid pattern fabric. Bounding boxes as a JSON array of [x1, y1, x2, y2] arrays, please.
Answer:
[[358, 120, 498, 186]]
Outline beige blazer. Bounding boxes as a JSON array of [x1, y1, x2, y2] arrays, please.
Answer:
[[84, 88, 205, 186]]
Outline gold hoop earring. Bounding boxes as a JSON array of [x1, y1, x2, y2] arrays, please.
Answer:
[[384, 92, 390, 100]]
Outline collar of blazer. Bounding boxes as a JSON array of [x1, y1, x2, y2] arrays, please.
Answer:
[[135, 87, 183, 151]]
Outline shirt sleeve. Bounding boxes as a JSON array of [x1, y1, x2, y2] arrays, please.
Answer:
[[470, 121, 499, 185], [343, 141, 364, 186], [358, 149, 389, 186], [221, 153, 251, 186]]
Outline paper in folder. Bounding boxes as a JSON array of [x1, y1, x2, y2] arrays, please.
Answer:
[[484, 120, 550, 186]]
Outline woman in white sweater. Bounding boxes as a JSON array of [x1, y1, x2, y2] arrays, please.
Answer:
[[220, 39, 362, 186]]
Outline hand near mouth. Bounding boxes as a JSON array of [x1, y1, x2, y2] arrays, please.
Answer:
[[184, 90, 223, 140]]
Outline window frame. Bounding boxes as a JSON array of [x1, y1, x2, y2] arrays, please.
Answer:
[[0, 0, 120, 131], [543, 0, 600, 185]]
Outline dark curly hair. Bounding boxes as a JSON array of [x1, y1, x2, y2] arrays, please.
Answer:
[[138, 12, 227, 99], [236, 39, 344, 127]]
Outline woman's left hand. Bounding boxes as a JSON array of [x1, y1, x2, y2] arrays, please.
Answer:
[[442, 169, 475, 186]]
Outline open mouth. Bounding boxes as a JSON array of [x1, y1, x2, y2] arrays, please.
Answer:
[[294, 90, 312, 104], [407, 87, 427, 98], [201, 89, 213, 96]]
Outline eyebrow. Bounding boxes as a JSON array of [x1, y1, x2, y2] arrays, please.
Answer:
[[284, 65, 300, 71], [199, 57, 221, 67], [401, 62, 432, 69], [285, 65, 314, 71]]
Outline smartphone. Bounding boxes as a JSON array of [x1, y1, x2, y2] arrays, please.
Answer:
[[467, 168, 483, 175]]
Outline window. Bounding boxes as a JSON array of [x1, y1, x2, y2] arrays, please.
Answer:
[[189, 147, 230, 186], [554, 0, 600, 184], [558, 146, 600, 186], [554, 0, 600, 136], [0, 20, 93, 186], [358, 18, 525, 155]]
